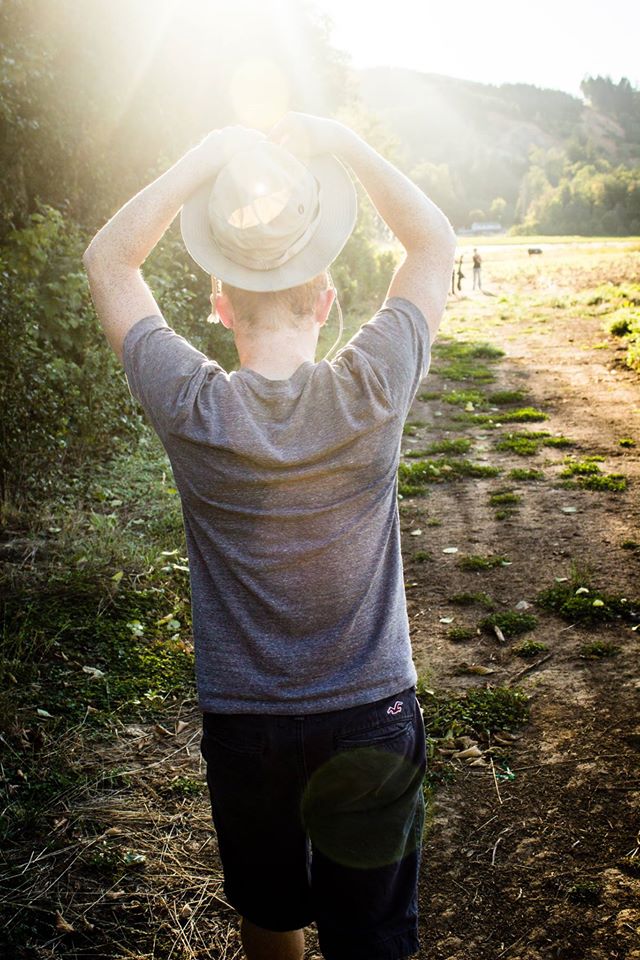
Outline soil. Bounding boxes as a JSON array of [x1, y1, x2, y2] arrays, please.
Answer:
[[403, 245, 640, 960], [2, 243, 639, 959]]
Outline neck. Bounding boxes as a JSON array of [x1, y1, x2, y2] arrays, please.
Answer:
[[235, 321, 319, 380]]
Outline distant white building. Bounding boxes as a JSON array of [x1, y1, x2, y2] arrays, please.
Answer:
[[470, 221, 504, 235]]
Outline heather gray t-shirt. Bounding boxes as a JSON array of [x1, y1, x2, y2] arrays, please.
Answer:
[[123, 297, 430, 714]]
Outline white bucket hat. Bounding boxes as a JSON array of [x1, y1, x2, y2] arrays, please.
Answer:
[[180, 140, 357, 292]]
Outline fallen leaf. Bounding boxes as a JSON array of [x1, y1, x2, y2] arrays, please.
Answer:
[[592, 599, 605, 607], [410, 529, 422, 537], [111, 570, 124, 583], [36, 708, 53, 719], [154, 723, 173, 738], [175, 720, 189, 735], [561, 507, 578, 514], [439, 616, 454, 624], [442, 547, 459, 554], [515, 600, 531, 610], [575, 587, 589, 595]]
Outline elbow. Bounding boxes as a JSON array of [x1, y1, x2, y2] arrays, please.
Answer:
[[82, 240, 99, 270]]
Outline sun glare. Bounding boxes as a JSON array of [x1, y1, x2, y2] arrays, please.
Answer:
[[230, 58, 291, 130]]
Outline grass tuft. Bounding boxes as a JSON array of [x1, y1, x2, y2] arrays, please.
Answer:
[[496, 431, 574, 456], [458, 554, 510, 571], [480, 611, 538, 637]]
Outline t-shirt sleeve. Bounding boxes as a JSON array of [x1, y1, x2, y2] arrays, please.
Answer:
[[122, 314, 223, 440], [335, 297, 431, 421]]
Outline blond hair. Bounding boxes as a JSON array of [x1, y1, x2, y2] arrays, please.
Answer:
[[218, 272, 329, 331]]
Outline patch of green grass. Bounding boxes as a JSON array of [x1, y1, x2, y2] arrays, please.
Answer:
[[447, 626, 477, 642], [499, 407, 549, 423], [441, 390, 487, 407], [488, 490, 522, 507], [458, 554, 510, 571], [621, 540, 639, 550], [417, 680, 530, 739], [403, 420, 426, 436], [560, 456, 627, 492], [405, 438, 472, 458], [398, 458, 500, 496], [449, 591, 495, 610], [489, 389, 527, 405], [413, 550, 433, 563], [579, 641, 621, 659], [496, 431, 574, 456], [480, 611, 538, 637], [512, 639, 548, 658], [418, 390, 441, 401], [450, 412, 498, 426], [619, 437, 636, 447], [431, 339, 504, 383], [537, 574, 640, 625], [509, 468, 544, 481], [168, 776, 205, 798]]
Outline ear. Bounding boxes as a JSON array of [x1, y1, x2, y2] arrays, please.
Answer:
[[314, 286, 335, 328], [215, 291, 235, 330]]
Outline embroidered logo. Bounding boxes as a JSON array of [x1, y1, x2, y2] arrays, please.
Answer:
[[387, 700, 403, 716]]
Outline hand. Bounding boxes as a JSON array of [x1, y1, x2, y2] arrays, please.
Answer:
[[268, 112, 348, 159], [187, 125, 266, 182]]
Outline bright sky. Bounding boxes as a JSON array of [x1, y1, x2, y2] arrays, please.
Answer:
[[314, 0, 640, 97]]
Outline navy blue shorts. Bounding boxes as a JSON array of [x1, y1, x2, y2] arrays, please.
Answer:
[[200, 687, 426, 960]]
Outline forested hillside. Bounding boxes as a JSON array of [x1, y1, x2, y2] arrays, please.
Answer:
[[356, 68, 640, 233]]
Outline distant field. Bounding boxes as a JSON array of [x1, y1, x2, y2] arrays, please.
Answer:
[[458, 234, 640, 248]]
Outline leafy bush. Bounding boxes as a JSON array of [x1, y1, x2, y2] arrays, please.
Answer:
[[0, 207, 143, 505]]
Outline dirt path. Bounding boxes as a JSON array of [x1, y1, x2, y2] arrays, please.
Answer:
[[403, 248, 640, 960]]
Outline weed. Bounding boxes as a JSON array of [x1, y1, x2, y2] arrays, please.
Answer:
[[398, 458, 500, 496], [480, 611, 538, 637], [168, 776, 204, 798], [416, 680, 530, 738], [458, 554, 510, 571], [621, 540, 639, 550], [447, 626, 477, 642], [496, 431, 574, 456], [537, 575, 640, 625], [619, 437, 636, 447], [561, 456, 627, 492], [413, 550, 433, 563], [513, 639, 548, 658], [405, 438, 472, 458], [509, 468, 544, 481], [489, 389, 527, 405], [579, 641, 621, 659], [500, 407, 549, 423], [609, 316, 632, 336], [418, 390, 441, 401], [441, 390, 487, 407], [449, 591, 495, 610], [488, 490, 521, 507], [431, 339, 504, 383]]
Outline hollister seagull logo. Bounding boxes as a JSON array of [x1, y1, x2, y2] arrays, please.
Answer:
[[387, 700, 403, 716]]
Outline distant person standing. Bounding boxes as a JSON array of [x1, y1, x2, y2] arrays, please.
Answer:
[[456, 254, 464, 292], [472, 247, 482, 291]]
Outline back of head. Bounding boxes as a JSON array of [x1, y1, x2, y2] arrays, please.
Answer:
[[220, 272, 329, 332]]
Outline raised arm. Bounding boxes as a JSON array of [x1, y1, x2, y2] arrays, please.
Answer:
[[83, 127, 264, 362], [269, 114, 456, 342]]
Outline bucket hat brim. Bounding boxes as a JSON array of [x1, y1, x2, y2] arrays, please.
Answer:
[[180, 153, 357, 292]]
